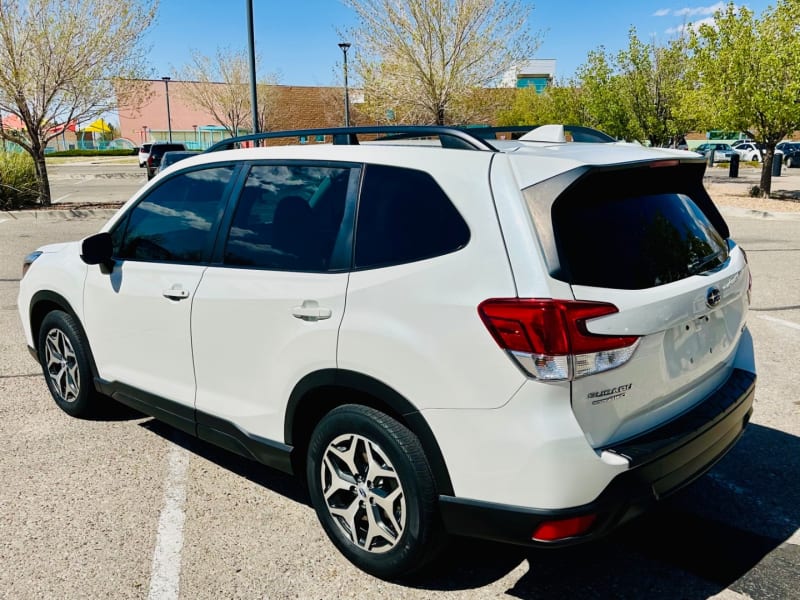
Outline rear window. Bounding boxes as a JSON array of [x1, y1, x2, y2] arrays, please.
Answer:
[[542, 165, 729, 290]]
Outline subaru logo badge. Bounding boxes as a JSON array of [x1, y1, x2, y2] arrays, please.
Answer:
[[706, 287, 721, 308]]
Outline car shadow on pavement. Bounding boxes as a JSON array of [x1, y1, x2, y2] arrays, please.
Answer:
[[407, 423, 800, 599], [139, 418, 310, 506]]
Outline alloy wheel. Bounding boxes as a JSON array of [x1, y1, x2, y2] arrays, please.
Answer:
[[320, 433, 406, 553], [44, 328, 80, 403]]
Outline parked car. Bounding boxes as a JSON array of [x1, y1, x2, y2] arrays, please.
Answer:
[[733, 142, 762, 162], [17, 125, 756, 580], [695, 142, 736, 162], [780, 142, 800, 168], [137, 143, 152, 168], [156, 150, 201, 174], [145, 142, 187, 179]]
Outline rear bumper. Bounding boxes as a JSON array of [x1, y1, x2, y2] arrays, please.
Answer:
[[439, 368, 755, 546]]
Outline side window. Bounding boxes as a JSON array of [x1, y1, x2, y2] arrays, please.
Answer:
[[354, 165, 470, 269], [117, 167, 233, 263], [223, 165, 351, 271]]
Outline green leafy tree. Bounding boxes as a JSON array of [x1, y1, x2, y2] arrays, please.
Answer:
[[0, 0, 156, 205], [575, 48, 636, 140], [345, 0, 539, 125], [689, 0, 800, 196], [615, 30, 696, 147], [498, 80, 587, 127]]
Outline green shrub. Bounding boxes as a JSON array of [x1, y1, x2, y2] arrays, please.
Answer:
[[46, 149, 136, 157], [0, 151, 38, 210]]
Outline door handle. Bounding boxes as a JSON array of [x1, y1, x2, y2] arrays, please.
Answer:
[[162, 286, 190, 300], [292, 300, 332, 321]]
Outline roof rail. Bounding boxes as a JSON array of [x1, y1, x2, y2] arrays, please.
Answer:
[[204, 125, 499, 153]]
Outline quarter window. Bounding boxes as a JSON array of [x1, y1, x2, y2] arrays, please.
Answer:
[[117, 167, 233, 263], [223, 165, 351, 271], [354, 165, 470, 269]]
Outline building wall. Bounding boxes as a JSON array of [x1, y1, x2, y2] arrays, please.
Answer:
[[117, 80, 360, 149]]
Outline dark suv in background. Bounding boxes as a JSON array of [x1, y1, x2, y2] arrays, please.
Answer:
[[146, 142, 187, 179]]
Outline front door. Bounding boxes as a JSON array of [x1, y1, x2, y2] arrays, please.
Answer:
[[83, 166, 236, 412]]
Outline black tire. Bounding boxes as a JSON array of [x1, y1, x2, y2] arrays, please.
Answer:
[[37, 310, 100, 418], [306, 404, 446, 580], [788, 156, 797, 168]]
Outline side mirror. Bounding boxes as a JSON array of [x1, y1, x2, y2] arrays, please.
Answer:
[[81, 232, 114, 270]]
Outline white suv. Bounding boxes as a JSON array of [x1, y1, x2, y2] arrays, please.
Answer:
[[18, 125, 756, 579]]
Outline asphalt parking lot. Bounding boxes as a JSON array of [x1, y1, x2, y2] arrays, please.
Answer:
[[1, 195, 799, 598]]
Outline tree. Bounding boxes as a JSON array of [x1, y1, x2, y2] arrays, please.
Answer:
[[345, 0, 539, 125], [498, 80, 588, 127], [0, 0, 156, 205], [615, 30, 696, 147], [575, 48, 637, 140], [689, 0, 800, 197], [178, 47, 278, 138]]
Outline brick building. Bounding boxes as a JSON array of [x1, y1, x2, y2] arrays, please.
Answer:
[[116, 80, 361, 149]]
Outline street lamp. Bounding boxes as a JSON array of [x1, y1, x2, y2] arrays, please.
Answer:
[[142, 125, 147, 143], [162, 76, 173, 142], [192, 124, 198, 149], [338, 42, 351, 127]]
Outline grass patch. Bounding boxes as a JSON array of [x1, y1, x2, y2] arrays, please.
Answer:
[[0, 151, 38, 209]]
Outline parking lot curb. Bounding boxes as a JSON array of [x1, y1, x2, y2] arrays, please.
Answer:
[[1, 207, 120, 220]]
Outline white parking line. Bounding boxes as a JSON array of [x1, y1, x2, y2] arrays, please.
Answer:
[[0, 219, 8, 225], [758, 314, 800, 331], [54, 193, 73, 203], [147, 445, 189, 600]]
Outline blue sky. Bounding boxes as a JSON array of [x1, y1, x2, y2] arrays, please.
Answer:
[[144, 1, 773, 85]]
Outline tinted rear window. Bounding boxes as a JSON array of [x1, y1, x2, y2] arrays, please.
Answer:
[[545, 166, 728, 290]]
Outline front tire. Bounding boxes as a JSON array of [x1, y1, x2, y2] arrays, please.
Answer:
[[37, 310, 100, 418], [306, 404, 445, 579]]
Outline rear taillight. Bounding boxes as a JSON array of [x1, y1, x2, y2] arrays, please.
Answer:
[[478, 299, 640, 381]]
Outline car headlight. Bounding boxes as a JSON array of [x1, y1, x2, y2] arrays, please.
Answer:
[[22, 250, 43, 279]]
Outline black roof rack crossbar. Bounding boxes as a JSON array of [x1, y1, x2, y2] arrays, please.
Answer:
[[204, 125, 499, 153]]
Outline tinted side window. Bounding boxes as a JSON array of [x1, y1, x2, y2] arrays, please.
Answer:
[[118, 167, 233, 263], [354, 165, 470, 269], [223, 165, 350, 271]]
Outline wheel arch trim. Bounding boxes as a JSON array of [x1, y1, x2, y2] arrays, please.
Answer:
[[285, 369, 455, 496], [29, 290, 100, 381]]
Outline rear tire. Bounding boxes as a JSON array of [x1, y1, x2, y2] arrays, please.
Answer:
[[37, 310, 100, 418], [306, 404, 446, 580]]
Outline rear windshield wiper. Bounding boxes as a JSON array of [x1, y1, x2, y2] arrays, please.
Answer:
[[688, 248, 727, 275]]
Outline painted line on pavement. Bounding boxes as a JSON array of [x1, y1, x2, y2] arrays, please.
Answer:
[[54, 193, 73, 203], [0, 219, 8, 225], [147, 445, 189, 600], [758, 314, 800, 331]]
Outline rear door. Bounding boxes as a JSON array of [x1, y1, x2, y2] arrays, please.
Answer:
[[525, 162, 751, 447]]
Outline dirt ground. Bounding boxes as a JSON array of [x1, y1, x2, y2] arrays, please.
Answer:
[[704, 166, 800, 213]]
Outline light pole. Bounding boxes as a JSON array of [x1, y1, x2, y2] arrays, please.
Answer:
[[162, 76, 173, 142], [338, 42, 351, 127], [193, 124, 198, 149], [246, 0, 259, 143]]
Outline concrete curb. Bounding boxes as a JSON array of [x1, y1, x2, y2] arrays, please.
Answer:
[[717, 205, 800, 221], [1, 207, 120, 220]]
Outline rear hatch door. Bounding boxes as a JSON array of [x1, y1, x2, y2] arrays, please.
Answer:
[[527, 161, 750, 448]]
